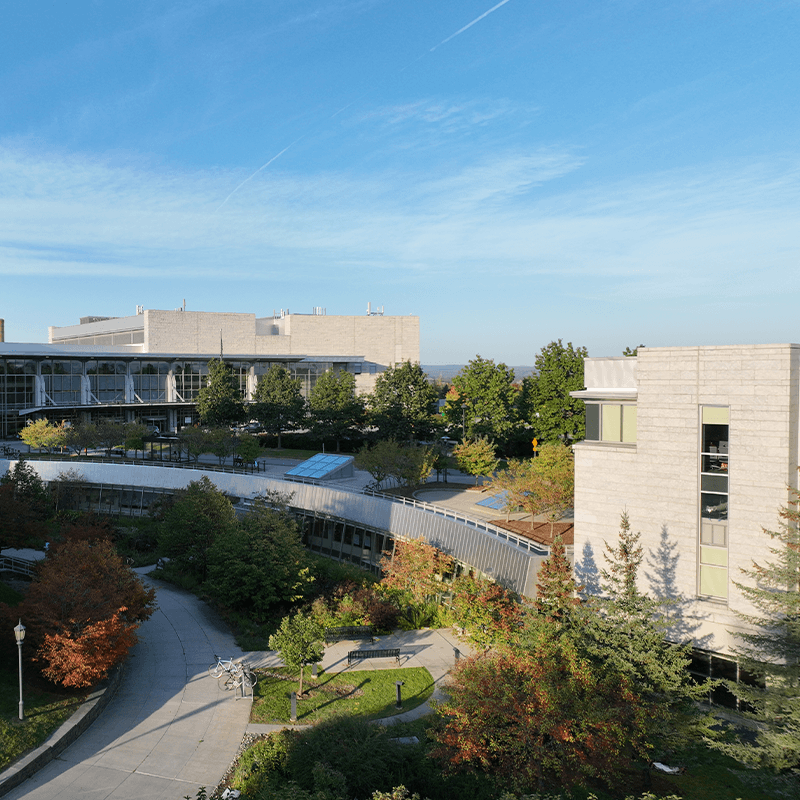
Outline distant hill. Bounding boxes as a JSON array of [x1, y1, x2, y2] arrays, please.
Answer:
[[423, 365, 536, 383]]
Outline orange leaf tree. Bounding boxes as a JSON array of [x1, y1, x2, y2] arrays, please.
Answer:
[[379, 538, 454, 605], [10, 538, 156, 687], [449, 574, 522, 648], [432, 631, 651, 792]]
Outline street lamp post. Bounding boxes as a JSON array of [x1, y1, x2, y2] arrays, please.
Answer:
[[14, 620, 25, 720]]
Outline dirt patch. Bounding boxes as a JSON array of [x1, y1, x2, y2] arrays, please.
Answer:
[[488, 519, 574, 546]]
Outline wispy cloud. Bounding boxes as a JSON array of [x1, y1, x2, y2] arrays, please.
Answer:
[[0, 143, 798, 311]]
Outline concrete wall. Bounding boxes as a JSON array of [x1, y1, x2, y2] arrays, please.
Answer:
[[145, 310, 258, 354], [573, 344, 800, 655], [273, 314, 419, 363]]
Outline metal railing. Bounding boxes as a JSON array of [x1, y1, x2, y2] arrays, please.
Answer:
[[0, 555, 36, 578], [5, 454, 549, 558]]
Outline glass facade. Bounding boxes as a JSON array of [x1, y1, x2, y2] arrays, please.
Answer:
[[0, 354, 352, 437], [131, 361, 168, 403], [173, 362, 207, 401], [699, 406, 729, 600]]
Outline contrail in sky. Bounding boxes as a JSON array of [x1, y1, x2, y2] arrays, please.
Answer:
[[430, 0, 513, 51], [215, 139, 301, 211], [216, 0, 515, 210]]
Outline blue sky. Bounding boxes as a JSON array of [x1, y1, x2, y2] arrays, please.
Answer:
[[2, 1, 799, 364]]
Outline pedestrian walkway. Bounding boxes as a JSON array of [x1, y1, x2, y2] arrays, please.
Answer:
[[2, 574, 474, 799], [245, 627, 473, 735], [2, 577, 251, 800]]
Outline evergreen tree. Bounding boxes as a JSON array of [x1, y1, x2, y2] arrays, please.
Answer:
[[583, 512, 714, 754], [714, 490, 800, 772], [253, 364, 305, 448], [533, 534, 581, 626], [196, 359, 245, 427]]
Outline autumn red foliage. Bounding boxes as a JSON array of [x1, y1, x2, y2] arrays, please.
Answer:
[[6, 539, 156, 688], [449, 574, 522, 647], [379, 538, 454, 604], [432, 630, 651, 792]]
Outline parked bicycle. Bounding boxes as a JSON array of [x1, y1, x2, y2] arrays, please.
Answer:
[[218, 662, 258, 692], [208, 654, 238, 679]]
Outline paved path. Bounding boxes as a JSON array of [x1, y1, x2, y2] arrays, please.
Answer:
[[5, 577, 474, 799], [245, 627, 473, 734], [4, 577, 251, 800]]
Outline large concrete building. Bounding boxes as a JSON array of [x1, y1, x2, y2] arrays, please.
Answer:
[[0, 307, 419, 438], [571, 344, 799, 666]]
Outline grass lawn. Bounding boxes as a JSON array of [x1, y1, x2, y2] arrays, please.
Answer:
[[251, 666, 434, 724], [0, 670, 88, 772]]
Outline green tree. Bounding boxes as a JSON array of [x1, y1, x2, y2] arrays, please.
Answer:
[[582, 512, 713, 755], [355, 440, 435, 490], [711, 489, 800, 771], [522, 340, 588, 443], [449, 575, 522, 648], [253, 364, 305, 448], [235, 431, 261, 465], [178, 425, 210, 463], [19, 418, 66, 454], [268, 611, 325, 698], [196, 359, 245, 427], [490, 442, 574, 534], [207, 497, 312, 617], [308, 369, 364, 451], [123, 421, 148, 458], [158, 477, 237, 582], [65, 421, 98, 456], [452, 356, 518, 445], [1, 458, 50, 508], [532, 534, 581, 627], [451, 437, 498, 485], [367, 361, 438, 442], [207, 426, 236, 465], [95, 419, 125, 455]]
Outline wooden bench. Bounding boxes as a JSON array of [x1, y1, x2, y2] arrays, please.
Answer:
[[347, 648, 401, 666], [325, 625, 374, 644]]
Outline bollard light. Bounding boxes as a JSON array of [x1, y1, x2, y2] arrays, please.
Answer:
[[14, 620, 25, 721], [395, 680, 404, 709], [290, 691, 297, 722]]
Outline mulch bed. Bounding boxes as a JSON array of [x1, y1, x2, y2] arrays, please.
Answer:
[[488, 519, 574, 546]]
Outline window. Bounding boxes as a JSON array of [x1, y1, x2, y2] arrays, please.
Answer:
[[699, 406, 729, 599], [585, 403, 637, 443], [131, 362, 168, 402]]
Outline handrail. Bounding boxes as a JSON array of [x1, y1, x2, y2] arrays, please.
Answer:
[[0, 555, 36, 578], [5, 454, 549, 557]]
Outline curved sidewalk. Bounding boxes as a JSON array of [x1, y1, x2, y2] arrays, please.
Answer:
[[2, 578, 251, 800], [3, 580, 473, 798], [245, 627, 473, 734]]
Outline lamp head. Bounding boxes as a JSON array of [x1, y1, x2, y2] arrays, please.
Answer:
[[14, 620, 25, 644]]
